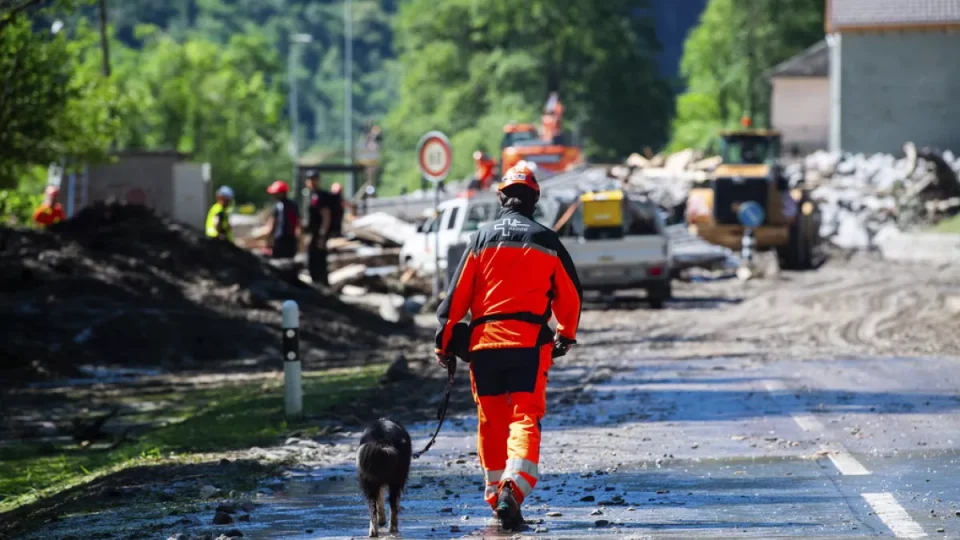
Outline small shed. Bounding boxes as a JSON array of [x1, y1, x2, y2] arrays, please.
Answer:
[[768, 40, 830, 154]]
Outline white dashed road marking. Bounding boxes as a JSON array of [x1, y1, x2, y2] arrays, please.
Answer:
[[862, 492, 929, 539]]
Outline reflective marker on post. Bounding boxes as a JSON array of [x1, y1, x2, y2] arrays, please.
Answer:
[[282, 300, 302, 418]]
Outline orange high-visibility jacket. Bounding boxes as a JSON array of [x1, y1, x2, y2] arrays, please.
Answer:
[[475, 157, 497, 189], [436, 209, 583, 354], [33, 204, 65, 227]]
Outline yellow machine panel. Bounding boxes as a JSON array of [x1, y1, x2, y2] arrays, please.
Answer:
[[580, 190, 624, 228], [712, 164, 771, 178]]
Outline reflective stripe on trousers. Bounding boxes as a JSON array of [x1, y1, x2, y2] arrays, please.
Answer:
[[503, 457, 539, 497], [471, 344, 552, 508], [484, 469, 504, 501]]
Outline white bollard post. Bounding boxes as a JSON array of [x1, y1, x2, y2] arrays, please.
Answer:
[[282, 300, 302, 418]]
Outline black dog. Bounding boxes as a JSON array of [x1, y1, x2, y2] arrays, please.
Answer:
[[356, 418, 412, 537]]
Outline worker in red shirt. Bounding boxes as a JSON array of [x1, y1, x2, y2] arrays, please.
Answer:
[[472, 151, 497, 191], [33, 186, 66, 228]]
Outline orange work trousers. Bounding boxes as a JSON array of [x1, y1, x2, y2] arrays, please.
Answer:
[[469, 344, 552, 508]]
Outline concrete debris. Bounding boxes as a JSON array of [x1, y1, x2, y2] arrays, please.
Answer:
[[347, 212, 417, 247]]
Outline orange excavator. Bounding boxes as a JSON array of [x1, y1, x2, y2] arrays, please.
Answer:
[[499, 92, 583, 176]]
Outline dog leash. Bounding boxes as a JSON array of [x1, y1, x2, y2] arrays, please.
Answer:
[[412, 358, 457, 459]]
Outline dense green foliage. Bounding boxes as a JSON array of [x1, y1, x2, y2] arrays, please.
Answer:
[[669, 0, 825, 151], [383, 0, 671, 191], [96, 26, 291, 203], [0, 2, 118, 189], [94, 0, 398, 157], [0, 189, 44, 227]]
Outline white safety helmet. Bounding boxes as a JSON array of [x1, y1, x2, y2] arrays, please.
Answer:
[[216, 185, 235, 199]]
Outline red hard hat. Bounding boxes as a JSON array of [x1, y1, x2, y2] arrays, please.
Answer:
[[266, 180, 289, 194], [498, 164, 540, 194], [45, 185, 60, 197]]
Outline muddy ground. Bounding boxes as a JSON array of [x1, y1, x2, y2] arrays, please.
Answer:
[[3, 253, 960, 539]]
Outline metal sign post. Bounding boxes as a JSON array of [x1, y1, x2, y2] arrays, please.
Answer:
[[736, 201, 765, 281], [416, 131, 453, 299]]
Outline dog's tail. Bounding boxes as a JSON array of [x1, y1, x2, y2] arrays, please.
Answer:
[[357, 442, 399, 480]]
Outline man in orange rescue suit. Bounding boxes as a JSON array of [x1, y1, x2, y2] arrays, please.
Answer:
[[33, 186, 66, 228], [434, 164, 582, 531]]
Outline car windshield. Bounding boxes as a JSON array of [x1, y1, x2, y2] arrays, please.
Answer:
[[464, 202, 495, 232]]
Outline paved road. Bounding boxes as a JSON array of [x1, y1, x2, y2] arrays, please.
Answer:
[[203, 256, 960, 539]]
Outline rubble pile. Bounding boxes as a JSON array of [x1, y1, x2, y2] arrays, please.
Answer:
[[607, 143, 960, 250], [804, 144, 960, 248], [325, 212, 431, 296], [0, 202, 408, 382]]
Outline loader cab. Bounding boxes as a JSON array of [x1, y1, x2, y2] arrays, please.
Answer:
[[718, 130, 781, 166]]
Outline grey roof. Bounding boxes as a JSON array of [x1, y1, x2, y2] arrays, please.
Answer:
[[768, 40, 828, 78], [829, 0, 960, 29]]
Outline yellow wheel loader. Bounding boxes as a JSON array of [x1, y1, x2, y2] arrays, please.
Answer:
[[684, 129, 821, 270]]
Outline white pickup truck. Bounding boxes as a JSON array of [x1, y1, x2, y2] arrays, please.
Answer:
[[400, 190, 672, 307]]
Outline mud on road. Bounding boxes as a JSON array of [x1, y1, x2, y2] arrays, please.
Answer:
[[6, 254, 960, 539]]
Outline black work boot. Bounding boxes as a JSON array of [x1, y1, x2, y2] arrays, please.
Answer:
[[496, 481, 524, 531]]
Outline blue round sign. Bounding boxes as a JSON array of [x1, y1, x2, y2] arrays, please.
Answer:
[[737, 201, 765, 228]]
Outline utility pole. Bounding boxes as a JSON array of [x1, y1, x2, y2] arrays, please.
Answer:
[[97, 0, 110, 77], [344, 0, 355, 197], [288, 33, 312, 205]]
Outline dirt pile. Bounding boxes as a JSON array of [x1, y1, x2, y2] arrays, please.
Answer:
[[0, 202, 409, 382]]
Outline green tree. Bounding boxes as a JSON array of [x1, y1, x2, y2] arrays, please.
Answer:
[[669, 0, 825, 150], [382, 0, 671, 193], [0, 2, 118, 189], [102, 26, 290, 203], [94, 0, 399, 161]]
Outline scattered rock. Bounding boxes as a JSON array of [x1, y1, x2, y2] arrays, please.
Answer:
[[215, 503, 236, 514], [534, 526, 549, 533], [238, 514, 251, 522], [450, 525, 461, 533], [594, 519, 610, 527], [380, 354, 415, 384], [219, 458, 232, 466], [200, 485, 221, 499], [546, 511, 563, 517], [439, 507, 453, 513], [937, 528, 945, 533], [591, 509, 603, 516], [240, 501, 256, 513], [212, 511, 234, 525], [167, 534, 186, 540], [223, 529, 244, 538], [580, 495, 595, 502]]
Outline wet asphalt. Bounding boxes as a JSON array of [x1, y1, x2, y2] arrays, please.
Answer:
[[229, 350, 960, 539]]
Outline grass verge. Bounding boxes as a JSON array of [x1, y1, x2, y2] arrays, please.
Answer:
[[0, 364, 386, 513], [928, 214, 960, 233]]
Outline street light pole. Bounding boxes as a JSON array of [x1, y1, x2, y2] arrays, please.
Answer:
[[288, 33, 312, 204], [344, 0, 354, 197]]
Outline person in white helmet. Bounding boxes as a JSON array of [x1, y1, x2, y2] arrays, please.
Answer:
[[206, 185, 235, 241]]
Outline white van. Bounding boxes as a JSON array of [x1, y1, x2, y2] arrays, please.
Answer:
[[400, 190, 672, 307], [399, 193, 549, 275]]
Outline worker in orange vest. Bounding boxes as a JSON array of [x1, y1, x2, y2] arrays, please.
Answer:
[[472, 151, 497, 191], [540, 92, 564, 143], [32, 186, 66, 228], [435, 164, 582, 531]]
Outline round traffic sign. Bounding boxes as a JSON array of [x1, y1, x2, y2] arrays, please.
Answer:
[[417, 131, 452, 183], [737, 201, 765, 228]]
